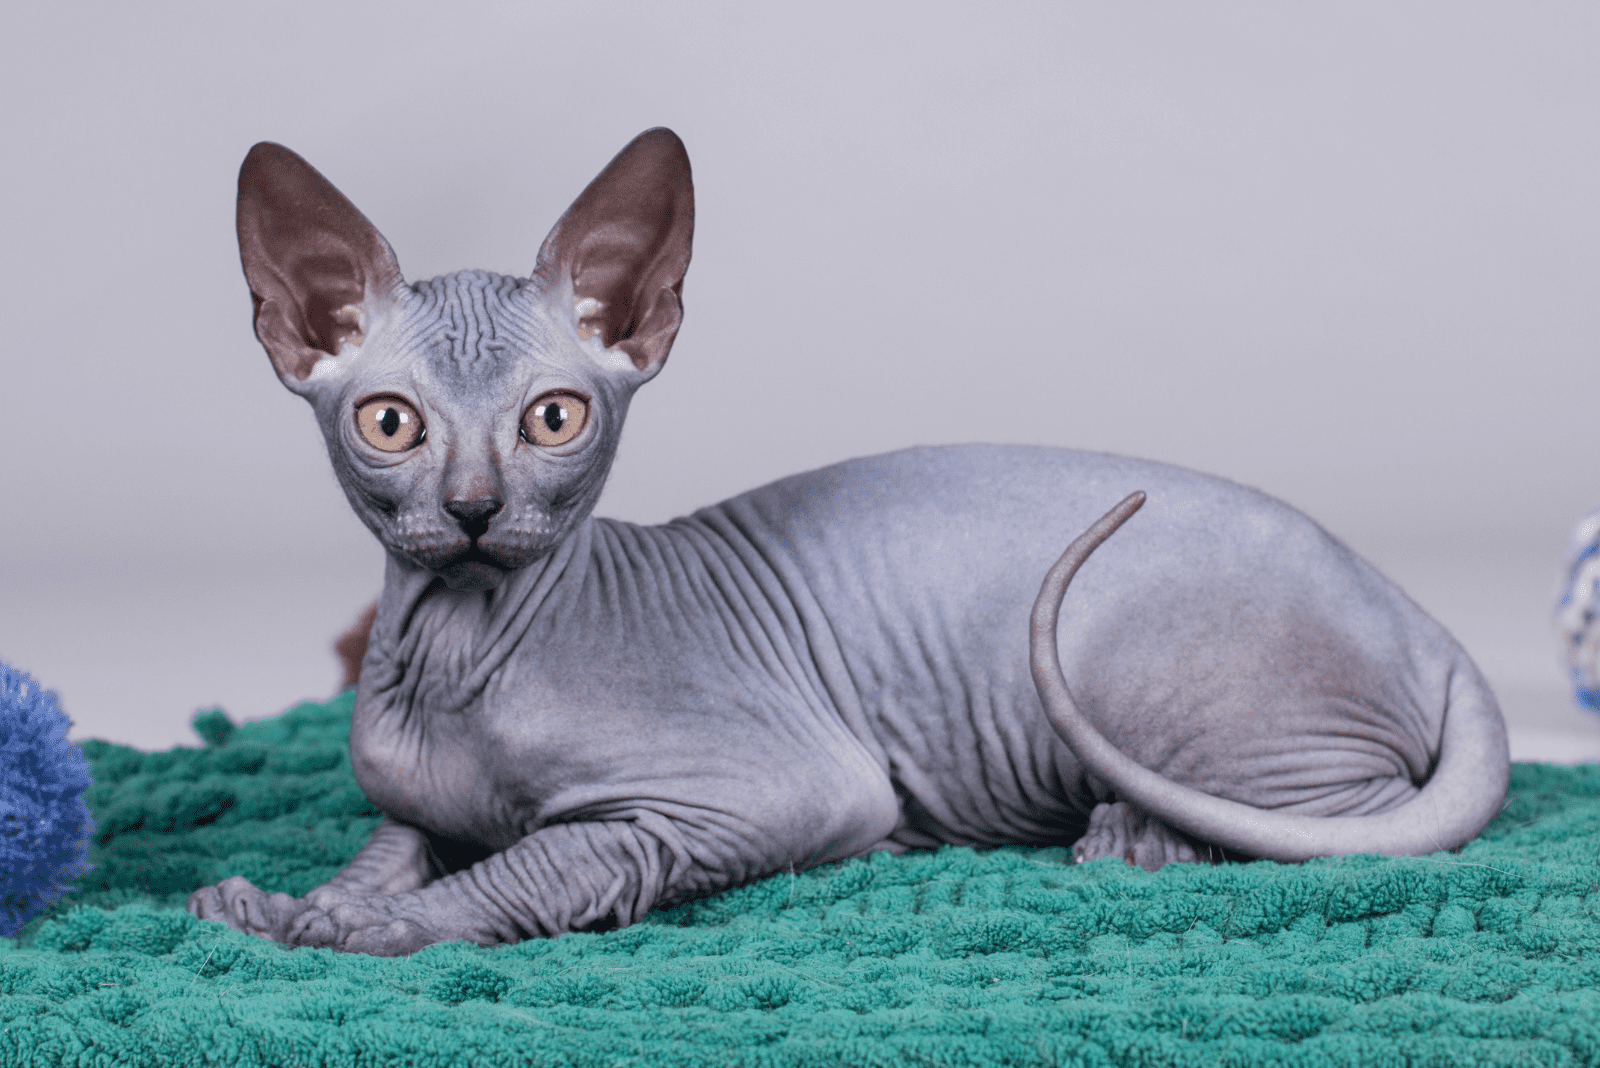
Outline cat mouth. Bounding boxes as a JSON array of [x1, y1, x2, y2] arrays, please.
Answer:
[[406, 532, 551, 589], [462, 544, 508, 566], [445, 542, 519, 571]]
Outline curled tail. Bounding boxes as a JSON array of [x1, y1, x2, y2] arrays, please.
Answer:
[[1029, 492, 1510, 862]]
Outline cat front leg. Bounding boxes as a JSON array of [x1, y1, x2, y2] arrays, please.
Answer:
[[304, 817, 440, 901], [278, 817, 706, 955], [187, 817, 439, 940]]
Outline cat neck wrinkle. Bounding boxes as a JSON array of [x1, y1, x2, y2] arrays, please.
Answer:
[[367, 522, 595, 720], [582, 511, 891, 777]]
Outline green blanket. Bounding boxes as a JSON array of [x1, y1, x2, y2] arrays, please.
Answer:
[[3, 692, 1597, 1066]]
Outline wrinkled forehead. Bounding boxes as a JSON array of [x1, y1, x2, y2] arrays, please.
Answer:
[[381, 269, 572, 391]]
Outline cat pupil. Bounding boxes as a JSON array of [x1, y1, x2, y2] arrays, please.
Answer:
[[542, 404, 566, 433], [379, 408, 400, 437]]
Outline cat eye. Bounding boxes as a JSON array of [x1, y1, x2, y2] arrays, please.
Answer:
[[354, 397, 425, 453], [521, 392, 589, 447]]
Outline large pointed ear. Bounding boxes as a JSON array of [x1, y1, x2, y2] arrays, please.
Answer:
[[236, 143, 404, 388], [534, 128, 694, 375]]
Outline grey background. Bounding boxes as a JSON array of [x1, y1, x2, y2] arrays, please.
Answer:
[[2, 2, 1596, 754]]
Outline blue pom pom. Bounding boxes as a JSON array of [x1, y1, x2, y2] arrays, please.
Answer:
[[0, 662, 93, 937]]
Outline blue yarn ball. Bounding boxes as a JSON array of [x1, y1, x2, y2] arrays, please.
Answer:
[[0, 662, 93, 937]]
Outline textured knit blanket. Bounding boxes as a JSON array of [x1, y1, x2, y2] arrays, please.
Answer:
[[3, 692, 1598, 1067]]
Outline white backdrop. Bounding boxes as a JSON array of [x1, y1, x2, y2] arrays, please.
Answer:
[[2, 2, 1597, 751]]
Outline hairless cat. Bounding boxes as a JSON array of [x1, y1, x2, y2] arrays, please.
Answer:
[[188, 129, 1510, 955]]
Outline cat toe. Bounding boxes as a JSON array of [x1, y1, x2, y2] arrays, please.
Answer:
[[185, 883, 228, 921], [187, 875, 309, 941], [339, 918, 435, 957]]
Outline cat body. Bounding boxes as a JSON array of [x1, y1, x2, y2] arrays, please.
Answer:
[[188, 131, 1509, 954]]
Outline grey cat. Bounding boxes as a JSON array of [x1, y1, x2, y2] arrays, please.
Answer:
[[188, 129, 1510, 955]]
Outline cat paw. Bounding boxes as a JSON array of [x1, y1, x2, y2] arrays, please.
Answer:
[[1072, 801, 1216, 872], [187, 875, 314, 942], [282, 896, 442, 956]]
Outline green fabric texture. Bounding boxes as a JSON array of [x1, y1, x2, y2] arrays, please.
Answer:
[[2, 692, 1598, 1066]]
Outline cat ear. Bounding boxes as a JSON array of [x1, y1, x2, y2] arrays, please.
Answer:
[[535, 128, 694, 376], [236, 143, 404, 390]]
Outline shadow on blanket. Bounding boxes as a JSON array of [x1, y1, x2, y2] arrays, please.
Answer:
[[1, 691, 1597, 1066]]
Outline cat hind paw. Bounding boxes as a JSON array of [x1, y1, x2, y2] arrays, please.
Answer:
[[1072, 801, 1218, 872]]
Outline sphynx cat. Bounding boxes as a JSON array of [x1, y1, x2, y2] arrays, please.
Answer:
[[189, 129, 1510, 955]]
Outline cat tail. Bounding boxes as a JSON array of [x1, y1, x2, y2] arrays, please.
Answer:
[[1029, 492, 1510, 863]]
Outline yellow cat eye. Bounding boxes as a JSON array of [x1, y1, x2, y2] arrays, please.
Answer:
[[354, 397, 425, 453], [522, 392, 589, 447]]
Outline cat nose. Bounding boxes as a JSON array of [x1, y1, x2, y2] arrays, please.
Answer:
[[444, 498, 503, 539]]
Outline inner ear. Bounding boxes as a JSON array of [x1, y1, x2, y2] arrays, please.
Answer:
[[534, 128, 694, 373], [237, 143, 404, 385]]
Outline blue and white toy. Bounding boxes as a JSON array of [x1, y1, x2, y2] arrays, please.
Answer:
[[1559, 510, 1600, 714], [0, 661, 93, 937]]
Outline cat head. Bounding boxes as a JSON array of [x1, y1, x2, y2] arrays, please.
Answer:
[[237, 130, 694, 591]]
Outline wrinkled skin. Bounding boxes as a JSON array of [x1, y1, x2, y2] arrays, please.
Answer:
[[188, 130, 1509, 955]]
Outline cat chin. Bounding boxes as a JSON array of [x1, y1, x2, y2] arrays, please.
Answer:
[[433, 557, 515, 592]]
